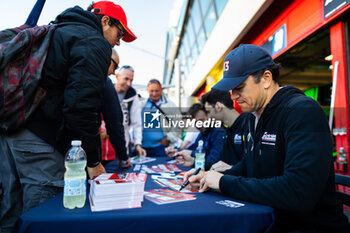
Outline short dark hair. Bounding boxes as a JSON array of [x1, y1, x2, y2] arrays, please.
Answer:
[[87, 3, 121, 27], [251, 63, 282, 84], [119, 65, 134, 73], [148, 79, 162, 87], [200, 89, 233, 109], [187, 103, 206, 118]]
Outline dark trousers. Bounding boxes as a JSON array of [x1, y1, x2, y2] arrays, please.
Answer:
[[0, 129, 64, 232]]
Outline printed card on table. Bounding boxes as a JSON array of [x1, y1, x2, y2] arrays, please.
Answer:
[[141, 164, 182, 174], [144, 189, 196, 205], [130, 156, 156, 164], [153, 178, 199, 193]]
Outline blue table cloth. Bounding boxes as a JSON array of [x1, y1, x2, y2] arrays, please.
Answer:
[[13, 158, 275, 233]]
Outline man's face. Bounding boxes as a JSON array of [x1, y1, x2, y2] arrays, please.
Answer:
[[116, 68, 134, 93], [204, 102, 223, 121], [147, 83, 162, 103], [194, 110, 209, 133], [229, 76, 265, 113], [107, 54, 119, 76], [204, 102, 215, 118], [102, 16, 125, 47]]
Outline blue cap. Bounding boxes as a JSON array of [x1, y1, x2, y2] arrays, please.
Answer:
[[212, 44, 275, 91]]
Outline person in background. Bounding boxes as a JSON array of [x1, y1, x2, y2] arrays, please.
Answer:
[[170, 103, 225, 170], [184, 44, 349, 233], [200, 89, 247, 171], [100, 49, 132, 168], [114, 65, 146, 157], [179, 115, 200, 149], [164, 115, 197, 156], [141, 79, 181, 157], [0, 1, 136, 231]]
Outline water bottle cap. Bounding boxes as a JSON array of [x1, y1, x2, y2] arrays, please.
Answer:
[[71, 140, 82, 146], [198, 140, 203, 146]]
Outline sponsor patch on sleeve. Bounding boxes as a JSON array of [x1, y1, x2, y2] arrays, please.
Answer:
[[233, 134, 242, 144]]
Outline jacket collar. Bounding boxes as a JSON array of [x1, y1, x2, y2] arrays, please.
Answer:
[[261, 86, 304, 117], [147, 93, 168, 105], [124, 86, 137, 99], [53, 6, 103, 35]]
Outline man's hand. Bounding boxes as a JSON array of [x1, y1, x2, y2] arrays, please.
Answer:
[[199, 170, 223, 193], [87, 163, 106, 179], [175, 150, 194, 167], [210, 161, 232, 172], [165, 147, 178, 157], [157, 137, 170, 146], [183, 168, 205, 189], [135, 145, 147, 157], [119, 158, 133, 168]]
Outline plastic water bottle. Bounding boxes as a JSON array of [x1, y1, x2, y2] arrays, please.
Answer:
[[63, 140, 87, 209], [194, 140, 205, 170]]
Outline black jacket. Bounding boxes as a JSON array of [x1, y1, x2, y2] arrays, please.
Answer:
[[102, 78, 128, 161], [219, 113, 249, 166], [27, 6, 111, 167], [219, 86, 349, 232]]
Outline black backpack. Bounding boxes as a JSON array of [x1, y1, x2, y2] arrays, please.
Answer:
[[0, 24, 57, 132]]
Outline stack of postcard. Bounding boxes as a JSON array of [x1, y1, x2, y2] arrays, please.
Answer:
[[89, 173, 147, 212], [144, 189, 196, 205]]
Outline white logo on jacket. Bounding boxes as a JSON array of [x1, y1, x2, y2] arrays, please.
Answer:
[[261, 132, 276, 146]]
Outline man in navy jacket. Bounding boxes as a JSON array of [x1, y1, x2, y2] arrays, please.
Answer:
[[184, 44, 349, 232], [200, 89, 248, 171]]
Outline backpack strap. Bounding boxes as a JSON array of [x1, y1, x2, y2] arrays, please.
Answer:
[[151, 101, 170, 123]]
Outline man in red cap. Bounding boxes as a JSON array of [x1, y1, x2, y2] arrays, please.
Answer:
[[0, 1, 136, 232], [89, 1, 137, 45]]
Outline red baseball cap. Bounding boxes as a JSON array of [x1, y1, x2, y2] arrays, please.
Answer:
[[91, 1, 137, 42]]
